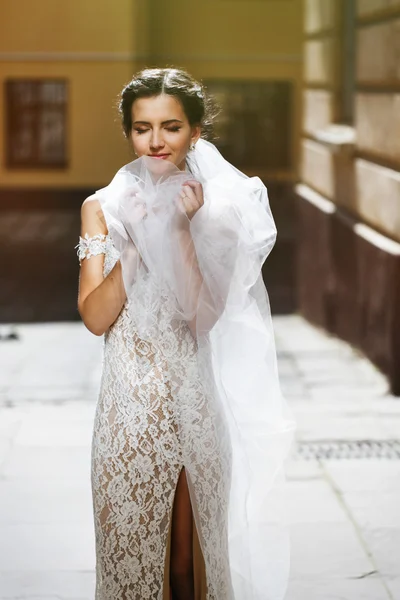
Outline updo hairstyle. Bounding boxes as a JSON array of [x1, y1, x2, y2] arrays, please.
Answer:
[[118, 67, 218, 140]]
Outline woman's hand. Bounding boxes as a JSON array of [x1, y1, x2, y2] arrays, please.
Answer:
[[178, 180, 204, 221], [119, 187, 147, 226]]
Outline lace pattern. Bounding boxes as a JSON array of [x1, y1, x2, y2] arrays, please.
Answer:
[[76, 233, 119, 270], [78, 234, 229, 599], [78, 139, 295, 599]]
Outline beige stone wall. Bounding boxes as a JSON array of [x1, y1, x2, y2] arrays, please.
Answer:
[[355, 159, 400, 240], [300, 0, 340, 195], [301, 139, 334, 199], [304, 0, 336, 34], [301, 0, 400, 242], [304, 39, 335, 84], [299, 0, 400, 388], [356, 94, 400, 160], [357, 0, 400, 17], [354, 2, 400, 240], [357, 19, 400, 82], [303, 90, 334, 135]]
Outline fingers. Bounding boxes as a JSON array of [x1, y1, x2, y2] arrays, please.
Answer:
[[177, 182, 204, 221], [120, 189, 147, 224], [180, 183, 203, 206], [179, 184, 197, 203], [178, 188, 197, 219], [122, 181, 204, 224], [184, 180, 202, 191], [183, 181, 204, 205]]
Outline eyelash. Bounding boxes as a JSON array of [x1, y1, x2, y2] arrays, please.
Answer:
[[134, 127, 181, 135]]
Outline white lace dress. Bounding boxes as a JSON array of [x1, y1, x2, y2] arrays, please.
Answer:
[[77, 233, 230, 600]]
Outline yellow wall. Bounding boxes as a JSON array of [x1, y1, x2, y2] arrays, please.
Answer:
[[0, 0, 137, 54], [0, 0, 147, 188], [149, 0, 302, 63], [0, 61, 136, 188], [0, 0, 302, 189], [147, 0, 303, 175]]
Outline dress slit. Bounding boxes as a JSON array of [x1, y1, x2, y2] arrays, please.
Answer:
[[163, 468, 208, 600]]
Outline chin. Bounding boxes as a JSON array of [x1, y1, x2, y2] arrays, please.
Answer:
[[169, 158, 185, 170]]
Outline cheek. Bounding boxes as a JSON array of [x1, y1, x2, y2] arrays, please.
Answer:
[[169, 132, 191, 152], [131, 134, 147, 154]]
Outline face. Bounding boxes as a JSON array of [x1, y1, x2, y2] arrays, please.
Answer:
[[130, 94, 201, 171]]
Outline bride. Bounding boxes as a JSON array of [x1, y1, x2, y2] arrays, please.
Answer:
[[77, 67, 295, 600]]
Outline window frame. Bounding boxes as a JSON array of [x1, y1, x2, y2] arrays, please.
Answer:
[[4, 78, 69, 169]]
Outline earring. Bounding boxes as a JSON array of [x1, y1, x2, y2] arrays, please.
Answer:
[[190, 142, 196, 151]]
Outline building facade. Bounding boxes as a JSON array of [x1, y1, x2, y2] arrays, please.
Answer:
[[298, 0, 400, 393], [0, 0, 303, 321]]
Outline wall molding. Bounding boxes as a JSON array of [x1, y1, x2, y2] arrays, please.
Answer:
[[357, 81, 400, 93], [0, 52, 143, 63], [357, 6, 400, 27], [152, 52, 302, 63], [303, 28, 338, 41], [356, 150, 400, 175], [0, 51, 302, 64]]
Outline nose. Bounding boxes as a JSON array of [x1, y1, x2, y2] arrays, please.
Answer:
[[149, 129, 165, 150]]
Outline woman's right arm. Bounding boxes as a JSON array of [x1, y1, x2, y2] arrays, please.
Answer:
[[77, 196, 127, 336]]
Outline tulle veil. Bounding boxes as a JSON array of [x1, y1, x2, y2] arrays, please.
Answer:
[[96, 138, 296, 599]]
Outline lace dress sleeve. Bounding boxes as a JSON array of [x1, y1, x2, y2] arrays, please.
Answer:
[[76, 233, 109, 264]]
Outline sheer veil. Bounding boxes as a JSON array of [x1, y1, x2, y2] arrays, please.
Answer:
[[96, 138, 296, 599]]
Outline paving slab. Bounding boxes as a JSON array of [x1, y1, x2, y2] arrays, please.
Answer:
[[285, 576, 390, 600], [360, 528, 400, 578], [0, 478, 93, 525], [0, 571, 95, 599], [387, 577, 400, 599], [0, 523, 94, 571], [289, 522, 379, 580], [324, 460, 400, 493], [286, 479, 348, 524], [1, 446, 92, 480], [340, 489, 400, 529]]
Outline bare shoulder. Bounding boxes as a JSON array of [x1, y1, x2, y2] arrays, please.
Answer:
[[81, 194, 105, 221], [80, 194, 108, 236]]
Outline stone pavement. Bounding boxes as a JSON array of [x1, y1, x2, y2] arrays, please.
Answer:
[[0, 315, 399, 600]]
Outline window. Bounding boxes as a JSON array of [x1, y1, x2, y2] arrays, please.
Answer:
[[5, 79, 68, 168], [203, 79, 293, 172]]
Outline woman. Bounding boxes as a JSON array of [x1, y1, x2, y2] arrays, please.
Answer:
[[77, 67, 295, 600]]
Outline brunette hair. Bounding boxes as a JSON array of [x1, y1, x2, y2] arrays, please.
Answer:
[[118, 67, 218, 140]]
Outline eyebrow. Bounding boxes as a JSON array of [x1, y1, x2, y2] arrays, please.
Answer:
[[132, 119, 184, 126]]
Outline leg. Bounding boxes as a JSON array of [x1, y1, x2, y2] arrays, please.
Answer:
[[170, 467, 195, 600], [92, 393, 184, 600]]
